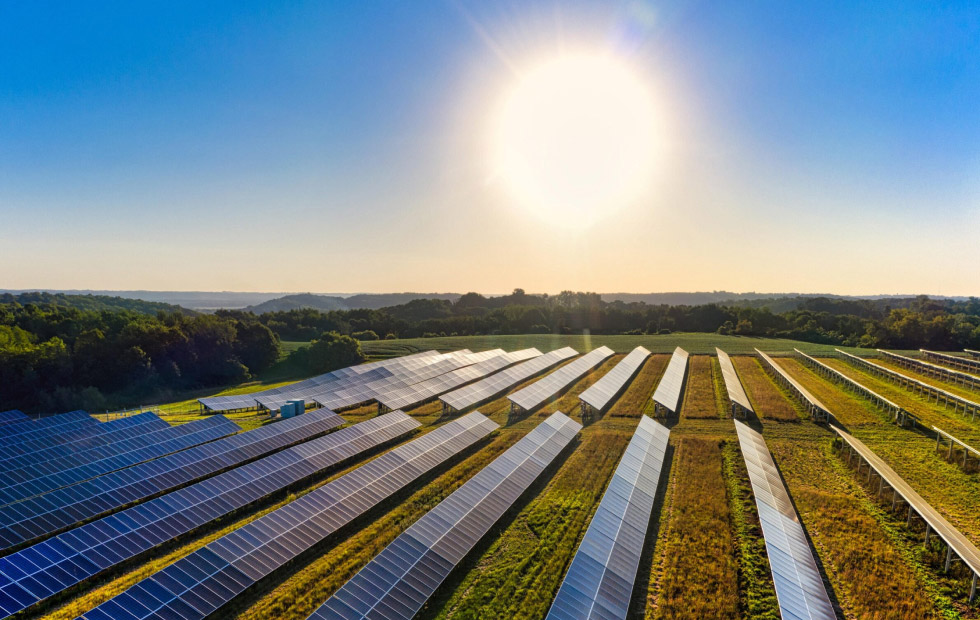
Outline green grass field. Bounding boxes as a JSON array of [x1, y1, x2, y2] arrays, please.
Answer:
[[38, 338, 980, 620]]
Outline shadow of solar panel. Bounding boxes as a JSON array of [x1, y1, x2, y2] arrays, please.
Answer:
[[440, 347, 578, 414], [0, 409, 345, 552], [0, 412, 170, 472], [0, 411, 424, 618], [311, 411, 581, 620], [0, 411, 96, 447], [579, 347, 650, 419], [651, 347, 689, 415], [0, 416, 241, 506], [75, 412, 499, 620], [199, 350, 442, 412], [733, 420, 836, 620], [546, 416, 668, 620], [716, 348, 753, 416], [509, 347, 614, 414]]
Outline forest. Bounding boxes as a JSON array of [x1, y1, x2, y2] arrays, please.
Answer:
[[2, 290, 979, 414]]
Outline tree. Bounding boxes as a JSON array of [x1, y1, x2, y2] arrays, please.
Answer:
[[307, 331, 364, 374], [352, 330, 379, 341]]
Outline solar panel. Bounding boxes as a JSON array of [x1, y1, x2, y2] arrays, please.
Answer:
[[0, 416, 241, 506], [933, 426, 980, 470], [509, 347, 614, 417], [879, 350, 980, 391], [579, 347, 650, 421], [836, 349, 980, 421], [377, 349, 541, 413], [0, 411, 27, 428], [198, 350, 442, 412], [920, 349, 980, 376], [440, 347, 579, 414], [967, 349, 980, 360], [314, 349, 500, 413], [76, 412, 499, 620], [755, 349, 832, 423], [546, 416, 669, 620], [0, 411, 424, 618], [733, 420, 836, 620], [716, 348, 753, 418], [312, 411, 581, 620], [0, 408, 345, 552], [0, 411, 170, 471], [651, 347, 689, 416], [0, 410, 97, 447]]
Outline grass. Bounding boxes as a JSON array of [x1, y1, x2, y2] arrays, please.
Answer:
[[732, 357, 801, 422], [646, 437, 739, 619], [873, 357, 980, 403], [609, 355, 669, 418], [680, 355, 726, 419]]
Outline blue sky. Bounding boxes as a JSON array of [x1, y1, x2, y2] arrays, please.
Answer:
[[1, 1, 978, 294]]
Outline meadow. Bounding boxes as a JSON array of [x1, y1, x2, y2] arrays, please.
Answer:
[[22, 342, 980, 620]]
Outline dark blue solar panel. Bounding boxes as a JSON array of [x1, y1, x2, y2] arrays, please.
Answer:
[[0, 409, 345, 551], [0, 411, 27, 428], [0, 416, 240, 506], [78, 412, 499, 620], [312, 411, 581, 620], [0, 412, 169, 471], [0, 411, 425, 618], [0, 411, 96, 446]]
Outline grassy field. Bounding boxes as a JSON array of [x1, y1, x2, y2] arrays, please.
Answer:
[[29, 343, 980, 620]]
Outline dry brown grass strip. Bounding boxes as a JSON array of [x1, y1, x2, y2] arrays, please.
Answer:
[[681, 356, 725, 419], [731, 356, 800, 421], [608, 355, 668, 418]]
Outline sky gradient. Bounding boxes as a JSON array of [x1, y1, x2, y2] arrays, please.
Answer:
[[1, 1, 978, 295]]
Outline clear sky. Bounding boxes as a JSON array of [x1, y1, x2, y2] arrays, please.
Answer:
[[1, 1, 978, 295]]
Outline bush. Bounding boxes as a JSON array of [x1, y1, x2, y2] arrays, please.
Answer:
[[306, 331, 364, 374], [384, 332, 398, 340], [352, 330, 379, 341]]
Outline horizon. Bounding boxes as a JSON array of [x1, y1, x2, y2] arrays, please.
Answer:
[[2, 2, 979, 295]]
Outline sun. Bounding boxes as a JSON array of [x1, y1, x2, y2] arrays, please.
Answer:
[[492, 53, 659, 228]]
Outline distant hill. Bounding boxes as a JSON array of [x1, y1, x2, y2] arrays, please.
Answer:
[[0, 292, 196, 315], [244, 292, 461, 314], [601, 291, 969, 307]]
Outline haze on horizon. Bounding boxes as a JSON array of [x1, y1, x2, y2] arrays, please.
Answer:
[[1, 2, 978, 297]]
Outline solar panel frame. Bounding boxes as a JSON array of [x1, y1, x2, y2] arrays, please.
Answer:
[[440, 347, 578, 414], [76, 412, 499, 620], [311, 411, 581, 620], [755, 349, 832, 423], [716, 348, 753, 418], [0, 411, 424, 618], [508, 347, 614, 415], [578, 347, 651, 421], [734, 420, 837, 620], [0, 411, 27, 429], [545, 415, 668, 620], [0, 408, 346, 552], [919, 349, 980, 376], [967, 349, 980, 360], [651, 347, 689, 416], [0, 416, 242, 506], [879, 350, 980, 391]]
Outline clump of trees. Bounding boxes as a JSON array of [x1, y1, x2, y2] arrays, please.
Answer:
[[0, 302, 280, 413], [287, 331, 364, 374]]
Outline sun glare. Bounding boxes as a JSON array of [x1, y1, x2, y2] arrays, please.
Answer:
[[492, 53, 659, 228]]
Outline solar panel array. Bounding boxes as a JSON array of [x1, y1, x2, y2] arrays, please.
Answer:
[[794, 349, 916, 427], [509, 347, 614, 415], [579, 347, 650, 421], [312, 411, 581, 620], [440, 347, 579, 414], [734, 420, 837, 620], [920, 349, 980, 375], [546, 416, 669, 620], [0, 408, 345, 552], [651, 347, 689, 416], [0, 411, 423, 617], [198, 350, 441, 411], [0, 411, 27, 428], [79, 412, 499, 620], [933, 426, 980, 470], [312, 349, 500, 412], [716, 348, 753, 418], [755, 349, 832, 423], [377, 348, 541, 413], [0, 411, 169, 471], [967, 349, 980, 360], [832, 426, 980, 600], [0, 410, 96, 447], [0, 415, 241, 506], [837, 349, 980, 421], [879, 350, 980, 391]]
